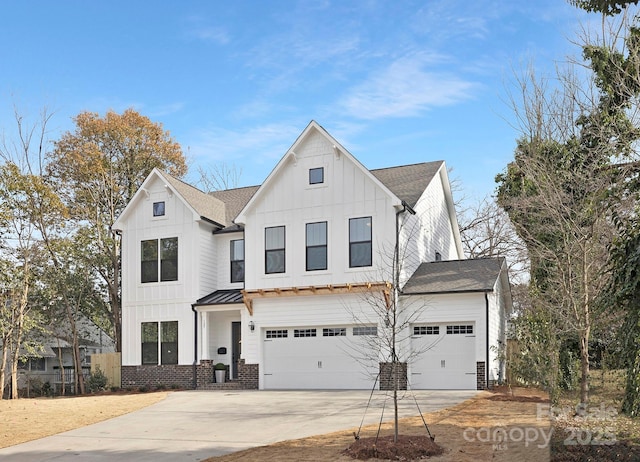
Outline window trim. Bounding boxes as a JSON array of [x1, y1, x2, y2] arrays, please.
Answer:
[[306, 221, 327, 271], [153, 201, 165, 217], [309, 167, 324, 185], [141, 321, 178, 365], [230, 239, 245, 283], [349, 216, 372, 268], [265, 226, 286, 274], [141, 237, 179, 284]]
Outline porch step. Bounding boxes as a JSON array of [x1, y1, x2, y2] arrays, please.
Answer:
[[198, 380, 244, 390]]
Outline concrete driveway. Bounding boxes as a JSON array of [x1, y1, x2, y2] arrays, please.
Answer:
[[0, 389, 477, 462]]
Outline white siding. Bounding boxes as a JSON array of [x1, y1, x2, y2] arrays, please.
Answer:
[[242, 130, 397, 291], [214, 232, 245, 290], [119, 174, 215, 366]]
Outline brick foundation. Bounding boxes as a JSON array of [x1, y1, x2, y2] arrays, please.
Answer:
[[379, 362, 407, 391], [122, 359, 260, 390], [238, 359, 259, 389], [122, 364, 195, 389], [476, 361, 486, 390]]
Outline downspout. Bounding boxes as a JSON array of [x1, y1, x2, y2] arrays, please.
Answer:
[[191, 304, 198, 390], [485, 291, 490, 390]]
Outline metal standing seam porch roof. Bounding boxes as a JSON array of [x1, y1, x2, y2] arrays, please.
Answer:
[[194, 289, 244, 306]]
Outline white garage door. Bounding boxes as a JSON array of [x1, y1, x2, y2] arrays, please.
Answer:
[[410, 323, 477, 389], [263, 326, 378, 389]]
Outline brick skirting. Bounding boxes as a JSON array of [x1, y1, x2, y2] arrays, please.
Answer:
[[476, 361, 486, 390], [122, 360, 259, 390], [379, 362, 407, 391]]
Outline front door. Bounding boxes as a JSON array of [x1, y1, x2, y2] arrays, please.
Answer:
[[232, 321, 241, 379]]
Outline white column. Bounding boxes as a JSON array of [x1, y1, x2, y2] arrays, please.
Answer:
[[201, 311, 210, 360]]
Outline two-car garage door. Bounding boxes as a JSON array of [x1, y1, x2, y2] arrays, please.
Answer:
[[262, 326, 378, 389]]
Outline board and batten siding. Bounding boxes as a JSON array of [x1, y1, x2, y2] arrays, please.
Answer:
[[242, 130, 397, 291], [119, 174, 213, 366]]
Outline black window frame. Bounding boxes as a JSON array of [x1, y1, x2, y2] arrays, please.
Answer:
[[349, 216, 372, 268], [230, 239, 245, 283], [306, 221, 327, 271], [141, 238, 178, 283], [309, 167, 324, 184], [153, 201, 165, 217], [265, 226, 285, 274], [141, 321, 178, 365]]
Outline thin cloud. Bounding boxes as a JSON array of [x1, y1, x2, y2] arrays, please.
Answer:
[[341, 54, 477, 120]]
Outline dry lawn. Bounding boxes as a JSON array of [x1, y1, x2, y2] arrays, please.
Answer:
[[204, 387, 551, 462], [0, 391, 168, 449]]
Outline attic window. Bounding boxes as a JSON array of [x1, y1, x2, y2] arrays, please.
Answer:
[[435, 251, 442, 261], [153, 201, 165, 217], [309, 167, 324, 184]]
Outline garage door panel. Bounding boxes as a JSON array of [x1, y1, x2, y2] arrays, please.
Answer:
[[263, 326, 377, 389], [410, 323, 476, 390]]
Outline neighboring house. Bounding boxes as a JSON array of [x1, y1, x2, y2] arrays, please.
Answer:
[[113, 120, 512, 391], [15, 313, 116, 394]]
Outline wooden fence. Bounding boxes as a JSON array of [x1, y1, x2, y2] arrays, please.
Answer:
[[91, 352, 121, 388]]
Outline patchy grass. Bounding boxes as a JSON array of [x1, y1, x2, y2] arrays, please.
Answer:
[[551, 369, 640, 461]]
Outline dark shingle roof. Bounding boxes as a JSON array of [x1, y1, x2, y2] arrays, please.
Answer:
[[209, 185, 259, 225], [402, 258, 506, 294], [195, 289, 243, 306], [371, 161, 443, 208]]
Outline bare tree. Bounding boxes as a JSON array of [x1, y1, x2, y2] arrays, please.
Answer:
[[195, 163, 243, 192]]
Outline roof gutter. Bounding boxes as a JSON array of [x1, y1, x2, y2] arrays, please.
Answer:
[[199, 216, 225, 229]]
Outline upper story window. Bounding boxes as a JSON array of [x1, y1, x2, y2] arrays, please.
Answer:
[[306, 221, 327, 271], [230, 239, 245, 283], [265, 226, 285, 274], [141, 237, 178, 283], [349, 217, 372, 267], [435, 251, 442, 261], [309, 167, 324, 184], [153, 201, 165, 217]]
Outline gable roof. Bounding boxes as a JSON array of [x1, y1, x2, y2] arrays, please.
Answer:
[[159, 170, 227, 226], [371, 161, 444, 208], [113, 168, 228, 230], [402, 258, 507, 294], [235, 120, 403, 224]]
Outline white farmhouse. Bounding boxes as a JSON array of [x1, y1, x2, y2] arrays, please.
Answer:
[[113, 121, 511, 390]]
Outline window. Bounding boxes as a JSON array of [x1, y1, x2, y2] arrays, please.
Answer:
[[306, 222, 327, 271], [230, 239, 245, 283], [141, 238, 178, 283], [446, 325, 474, 335], [309, 167, 324, 184], [141, 322, 158, 364], [323, 328, 346, 337], [414, 326, 440, 335], [266, 329, 288, 339], [153, 201, 165, 217], [18, 357, 45, 371], [265, 226, 285, 274], [435, 251, 442, 261], [353, 326, 377, 336], [294, 328, 317, 337], [349, 217, 372, 267], [141, 321, 178, 365]]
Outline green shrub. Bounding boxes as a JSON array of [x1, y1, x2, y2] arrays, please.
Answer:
[[86, 367, 109, 393]]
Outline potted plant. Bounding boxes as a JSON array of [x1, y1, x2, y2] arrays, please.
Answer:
[[214, 363, 226, 383]]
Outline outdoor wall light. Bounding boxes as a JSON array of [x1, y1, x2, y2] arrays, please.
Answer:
[[249, 321, 255, 332]]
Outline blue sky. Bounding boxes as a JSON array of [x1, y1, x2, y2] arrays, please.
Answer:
[[0, 1, 592, 203]]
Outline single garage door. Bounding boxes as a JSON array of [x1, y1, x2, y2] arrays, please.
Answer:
[[410, 323, 477, 389], [263, 326, 378, 389]]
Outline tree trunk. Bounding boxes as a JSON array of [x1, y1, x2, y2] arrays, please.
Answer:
[[0, 343, 8, 399], [579, 330, 590, 406]]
